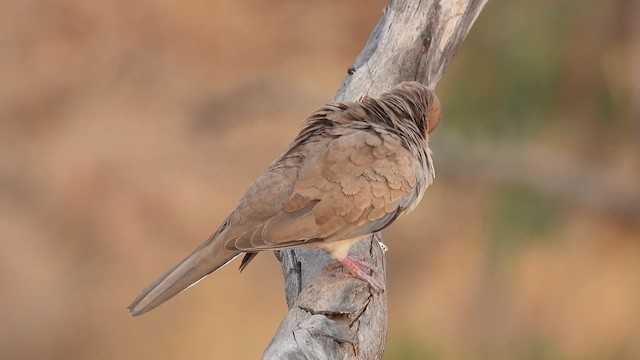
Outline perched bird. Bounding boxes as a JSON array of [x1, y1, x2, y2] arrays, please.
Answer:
[[128, 81, 441, 316]]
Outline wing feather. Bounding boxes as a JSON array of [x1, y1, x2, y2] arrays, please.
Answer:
[[222, 126, 426, 252]]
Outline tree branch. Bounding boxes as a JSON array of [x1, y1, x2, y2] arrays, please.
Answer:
[[263, 1, 488, 359]]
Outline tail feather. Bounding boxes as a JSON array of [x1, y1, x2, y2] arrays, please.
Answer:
[[128, 240, 239, 316]]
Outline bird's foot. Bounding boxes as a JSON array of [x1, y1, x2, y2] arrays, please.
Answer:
[[325, 257, 384, 292]]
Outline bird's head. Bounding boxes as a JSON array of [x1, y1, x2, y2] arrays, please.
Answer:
[[379, 81, 441, 138]]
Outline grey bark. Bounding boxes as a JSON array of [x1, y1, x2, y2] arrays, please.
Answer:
[[262, 0, 489, 359]]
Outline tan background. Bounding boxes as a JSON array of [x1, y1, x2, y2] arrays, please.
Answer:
[[1, 1, 639, 359]]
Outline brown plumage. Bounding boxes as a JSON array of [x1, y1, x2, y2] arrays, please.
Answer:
[[128, 81, 441, 316]]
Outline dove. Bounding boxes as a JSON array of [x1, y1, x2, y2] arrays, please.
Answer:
[[128, 81, 441, 316]]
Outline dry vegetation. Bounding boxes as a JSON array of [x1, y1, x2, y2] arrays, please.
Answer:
[[1, 1, 638, 359]]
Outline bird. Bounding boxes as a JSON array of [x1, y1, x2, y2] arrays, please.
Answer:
[[128, 81, 441, 316]]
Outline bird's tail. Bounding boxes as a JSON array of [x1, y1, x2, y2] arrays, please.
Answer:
[[128, 237, 240, 317]]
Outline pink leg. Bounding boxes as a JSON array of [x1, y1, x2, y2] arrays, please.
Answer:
[[325, 256, 383, 292]]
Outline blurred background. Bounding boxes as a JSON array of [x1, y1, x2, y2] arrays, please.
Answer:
[[1, 0, 638, 359]]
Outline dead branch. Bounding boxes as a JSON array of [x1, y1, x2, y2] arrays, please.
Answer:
[[263, 1, 489, 359]]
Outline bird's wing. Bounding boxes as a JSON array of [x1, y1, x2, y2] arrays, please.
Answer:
[[225, 126, 426, 252]]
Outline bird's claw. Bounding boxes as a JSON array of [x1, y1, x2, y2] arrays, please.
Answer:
[[325, 256, 384, 292]]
